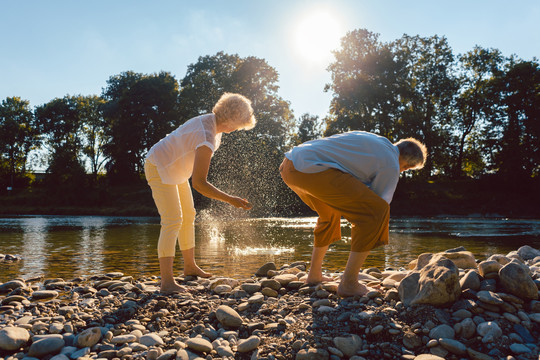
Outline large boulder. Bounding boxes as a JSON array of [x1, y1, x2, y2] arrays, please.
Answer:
[[499, 262, 538, 300], [409, 250, 476, 270], [0, 327, 30, 351], [399, 254, 461, 306], [517, 245, 540, 261]]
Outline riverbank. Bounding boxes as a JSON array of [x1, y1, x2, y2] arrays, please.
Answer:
[[1, 177, 539, 218], [1, 246, 539, 360]]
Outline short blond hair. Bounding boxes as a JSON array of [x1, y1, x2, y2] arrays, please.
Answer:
[[212, 93, 256, 130], [395, 138, 428, 169]]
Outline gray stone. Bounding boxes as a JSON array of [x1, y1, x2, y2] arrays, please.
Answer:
[[438, 338, 467, 355], [0, 280, 25, 293], [274, 274, 298, 285], [241, 282, 261, 294], [186, 337, 212, 353], [70, 347, 90, 359], [216, 305, 243, 328], [499, 262, 538, 300], [260, 278, 281, 290], [111, 334, 137, 344], [213, 284, 232, 294], [209, 278, 239, 290], [487, 254, 511, 266], [31, 290, 59, 300], [74, 327, 101, 348], [510, 343, 531, 354], [517, 245, 540, 261], [140, 333, 164, 347], [477, 291, 504, 305], [237, 335, 260, 352], [255, 262, 276, 277], [333, 335, 362, 357], [399, 254, 461, 306], [157, 349, 177, 360], [478, 260, 502, 277], [50, 355, 70, 360], [27, 336, 65, 357], [216, 345, 235, 357], [476, 321, 502, 343], [0, 326, 30, 351], [429, 324, 455, 340], [460, 270, 481, 291], [460, 318, 476, 339], [296, 347, 330, 360], [466, 348, 495, 360], [403, 331, 422, 349]]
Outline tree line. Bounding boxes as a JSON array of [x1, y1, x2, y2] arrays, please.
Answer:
[[1, 29, 539, 216]]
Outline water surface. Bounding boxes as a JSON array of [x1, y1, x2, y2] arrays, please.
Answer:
[[1, 216, 539, 283]]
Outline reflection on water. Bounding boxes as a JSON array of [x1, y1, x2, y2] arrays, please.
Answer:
[[1, 216, 539, 282]]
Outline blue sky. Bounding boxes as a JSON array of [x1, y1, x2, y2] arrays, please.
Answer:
[[1, 0, 539, 120]]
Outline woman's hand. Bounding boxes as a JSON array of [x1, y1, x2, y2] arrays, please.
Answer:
[[229, 196, 252, 210], [192, 146, 252, 210]]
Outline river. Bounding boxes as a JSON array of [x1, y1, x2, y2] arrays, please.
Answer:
[[1, 215, 539, 283]]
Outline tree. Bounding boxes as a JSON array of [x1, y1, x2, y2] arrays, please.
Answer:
[[0, 97, 40, 188], [391, 34, 459, 177], [453, 47, 503, 178], [178, 52, 295, 215], [77, 95, 108, 180], [295, 113, 324, 144], [489, 58, 540, 180], [102, 71, 180, 183], [34, 96, 87, 192], [325, 29, 405, 138]]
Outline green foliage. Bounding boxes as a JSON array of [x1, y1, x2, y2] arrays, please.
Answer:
[[294, 113, 324, 145], [34, 96, 88, 194], [178, 52, 295, 215], [0, 97, 40, 187], [102, 71, 180, 183], [2, 29, 540, 216]]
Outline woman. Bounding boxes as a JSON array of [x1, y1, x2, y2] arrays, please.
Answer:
[[144, 93, 255, 293]]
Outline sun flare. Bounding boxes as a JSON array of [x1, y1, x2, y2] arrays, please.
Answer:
[[294, 10, 343, 66]]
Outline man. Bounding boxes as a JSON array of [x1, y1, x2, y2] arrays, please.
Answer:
[[280, 131, 427, 297]]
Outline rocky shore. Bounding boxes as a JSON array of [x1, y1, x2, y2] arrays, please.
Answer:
[[1, 245, 539, 360]]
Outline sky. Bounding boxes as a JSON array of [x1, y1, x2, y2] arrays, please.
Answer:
[[1, 0, 539, 120]]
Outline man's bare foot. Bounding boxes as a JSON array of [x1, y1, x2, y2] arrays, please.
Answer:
[[184, 266, 212, 278], [337, 281, 372, 298], [305, 273, 335, 285], [160, 283, 188, 294]]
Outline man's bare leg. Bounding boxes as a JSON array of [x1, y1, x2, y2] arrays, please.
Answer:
[[182, 247, 211, 278], [159, 256, 187, 293], [306, 245, 335, 284], [337, 250, 371, 297]]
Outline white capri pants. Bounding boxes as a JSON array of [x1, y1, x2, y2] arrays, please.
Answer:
[[144, 161, 196, 257]]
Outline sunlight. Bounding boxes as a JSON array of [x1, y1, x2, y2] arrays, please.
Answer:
[[293, 9, 343, 67]]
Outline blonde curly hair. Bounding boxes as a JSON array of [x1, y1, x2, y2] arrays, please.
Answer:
[[212, 93, 256, 130]]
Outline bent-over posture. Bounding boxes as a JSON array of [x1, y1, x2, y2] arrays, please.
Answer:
[[145, 93, 255, 293], [280, 131, 427, 297]]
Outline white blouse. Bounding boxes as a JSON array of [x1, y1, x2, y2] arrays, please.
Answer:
[[285, 131, 400, 204], [146, 114, 222, 185]]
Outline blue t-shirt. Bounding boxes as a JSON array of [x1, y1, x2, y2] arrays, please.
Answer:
[[285, 131, 400, 203]]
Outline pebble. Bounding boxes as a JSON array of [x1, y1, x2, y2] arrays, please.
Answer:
[[0, 245, 538, 359]]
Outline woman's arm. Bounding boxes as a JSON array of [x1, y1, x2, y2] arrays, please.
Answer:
[[192, 146, 252, 209]]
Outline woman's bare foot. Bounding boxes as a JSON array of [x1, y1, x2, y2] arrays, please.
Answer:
[[160, 282, 188, 294], [184, 265, 212, 278], [305, 273, 335, 285], [337, 281, 372, 298]]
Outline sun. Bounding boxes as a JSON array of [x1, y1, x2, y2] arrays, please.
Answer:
[[293, 10, 343, 67]]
